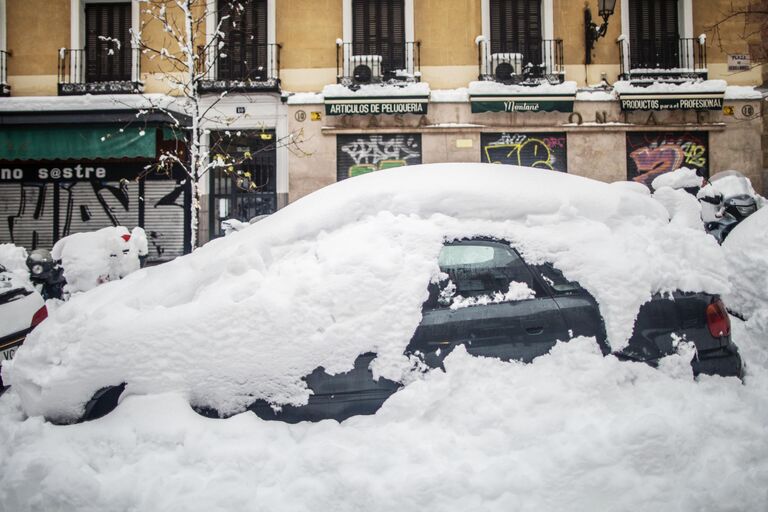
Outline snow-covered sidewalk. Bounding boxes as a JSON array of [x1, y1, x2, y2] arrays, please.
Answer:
[[0, 318, 766, 511]]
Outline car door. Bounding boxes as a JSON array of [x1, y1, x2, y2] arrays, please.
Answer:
[[409, 239, 571, 367]]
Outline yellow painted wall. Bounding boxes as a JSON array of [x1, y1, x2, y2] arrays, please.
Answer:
[[5, 0, 766, 97], [277, 0, 341, 70], [6, 0, 69, 76]]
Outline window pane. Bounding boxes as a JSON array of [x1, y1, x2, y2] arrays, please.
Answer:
[[438, 242, 533, 298]]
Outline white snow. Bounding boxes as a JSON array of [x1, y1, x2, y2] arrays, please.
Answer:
[[2, 166, 768, 510], [0, 94, 189, 114], [575, 89, 616, 101], [447, 280, 535, 310], [651, 167, 703, 191], [724, 86, 764, 100], [0, 243, 30, 282], [7, 164, 730, 423], [51, 226, 142, 295], [430, 88, 470, 102], [651, 187, 704, 230], [469, 80, 578, 96], [322, 82, 430, 98], [2, 327, 767, 510], [723, 207, 768, 319], [284, 92, 325, 105]]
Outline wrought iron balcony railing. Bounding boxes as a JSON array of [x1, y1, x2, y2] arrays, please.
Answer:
[[336, 41, 421, 86], [0, 50, 10, 96], [477, 38, 565, 85], [618, 37, 707, 83], [197, 42, 281, 93], [58, 47, 142, 95]]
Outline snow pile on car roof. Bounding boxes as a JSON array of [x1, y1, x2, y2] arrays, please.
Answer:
[[7, 164, 729, 420], [723, 207, 768, 319]]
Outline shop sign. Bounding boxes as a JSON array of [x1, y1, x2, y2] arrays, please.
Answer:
[[728, 54, 751, 72], [619, 94, 724, 111], [0, 162, 155, 182], [470, 96, 575, 114], [325, 97, 429, 116]]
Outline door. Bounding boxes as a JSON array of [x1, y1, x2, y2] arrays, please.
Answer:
[[489, 0, 543, 69], [217, 0, 268, 81], [352, 0, 406, 74], [409, 239, 570, 366], [629, 0, 680, 70], [209, 130, 277, 238], [85, 3, 132, 83]]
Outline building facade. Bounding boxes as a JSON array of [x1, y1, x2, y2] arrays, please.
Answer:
[[0, 0, 765, 251]]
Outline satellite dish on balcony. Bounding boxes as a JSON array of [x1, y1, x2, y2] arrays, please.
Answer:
[[353, 64, 373, 84], [494, 62, 515, 83]]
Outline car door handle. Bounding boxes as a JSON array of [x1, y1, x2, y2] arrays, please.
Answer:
[[525, 326, 544, 335]]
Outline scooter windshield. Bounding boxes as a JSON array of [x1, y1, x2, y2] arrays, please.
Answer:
[[710, 171, 754, 200]]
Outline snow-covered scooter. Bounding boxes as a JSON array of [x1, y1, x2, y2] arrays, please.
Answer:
[[698, 171, 761, 244]]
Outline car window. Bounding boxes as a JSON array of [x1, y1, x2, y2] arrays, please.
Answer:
[[533, 263, 582, 294], [426, 240, 536, 309]]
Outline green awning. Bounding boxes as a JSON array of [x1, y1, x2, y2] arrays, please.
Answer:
[[0, 125, 156, 161]]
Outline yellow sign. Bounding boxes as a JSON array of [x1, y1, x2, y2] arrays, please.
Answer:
[[311, 112, 322, 121], [723, 105, 734, 116]]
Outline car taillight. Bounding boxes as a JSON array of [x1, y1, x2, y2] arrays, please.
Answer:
[[30, 305, 48, 329], [706, 299, 730, 338]]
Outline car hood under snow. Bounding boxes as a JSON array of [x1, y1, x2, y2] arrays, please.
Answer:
[[7, 164, 729, 421]]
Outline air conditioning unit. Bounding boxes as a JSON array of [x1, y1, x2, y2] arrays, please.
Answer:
[[350, 54, 382, 84], [491, 52, 523, 82]]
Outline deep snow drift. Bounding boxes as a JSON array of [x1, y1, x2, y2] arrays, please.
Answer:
[[0, 163, 766, 511], [6, 164, 730, 421]]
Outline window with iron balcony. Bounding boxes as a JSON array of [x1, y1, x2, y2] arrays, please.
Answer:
[[58, 2, 142, 96], [337, 0, 420, 87], [478, 0, 563, 86], [618, 0, 707, 84], [198, 0, 281, 93]]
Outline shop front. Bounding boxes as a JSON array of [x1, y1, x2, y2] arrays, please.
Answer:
[[0, 116, 191, 261], [284, 80, 763, 205]]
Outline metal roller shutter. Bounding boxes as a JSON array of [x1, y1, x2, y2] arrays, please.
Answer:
[[0, 182, 56, 250], [58, 180, 140, 238], [142, 181, 186, 261]]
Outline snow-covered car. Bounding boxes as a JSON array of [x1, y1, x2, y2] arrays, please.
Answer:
[[0, 264, 47, 388], [6, 164, 742, 423]]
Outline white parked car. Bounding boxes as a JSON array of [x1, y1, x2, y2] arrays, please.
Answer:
[[0, 264, 46, 387]]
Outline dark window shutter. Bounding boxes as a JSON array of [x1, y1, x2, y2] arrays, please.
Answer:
[[217, 0, 268, 80], [352, 0, 405, 72], [85, 3, 132, 82], [489, 0, 541, 65], [629, 0, 680, 69]]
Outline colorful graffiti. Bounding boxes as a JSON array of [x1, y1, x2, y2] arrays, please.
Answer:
[[337, 134, 422, 180], [626, 132, 709, 187], [481, 133, 567, 172]]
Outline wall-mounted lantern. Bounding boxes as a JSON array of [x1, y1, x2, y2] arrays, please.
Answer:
[[585, 0, 617, 64]]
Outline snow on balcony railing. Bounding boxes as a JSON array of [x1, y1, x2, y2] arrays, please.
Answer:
[[336, 41, 421, 86], [196, 41, 281, 93], [0, 50, 10, 96], [617, 36, 708, 83], [476, 37, 565, 86], [58, 48, 142, 96]]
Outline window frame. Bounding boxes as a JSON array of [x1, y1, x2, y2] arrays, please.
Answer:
[[620, 0, 694, 71], [426, 238, 543, 311], [70, 0, 140, 83], [341, 0, 414, 78], [204, 0, 277, 80]]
